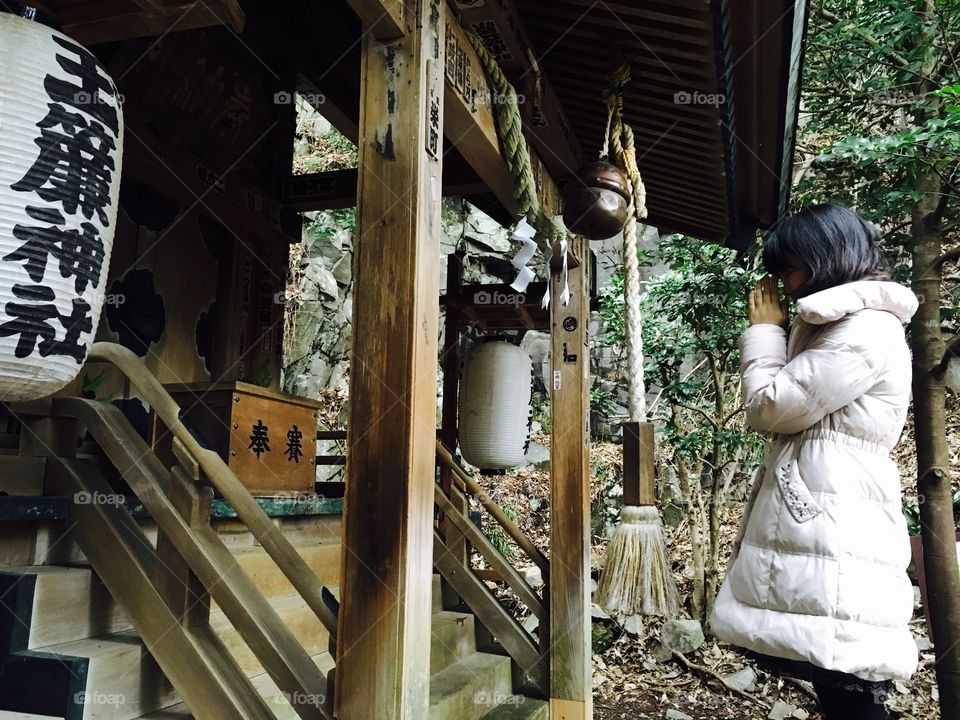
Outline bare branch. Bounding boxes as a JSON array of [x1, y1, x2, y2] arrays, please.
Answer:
[[669, 651, 771, 710], [720, 405, 745, 429], [675, 402, 718, 430], [936, 246, 960, 269], [934, 331, 960, 377]]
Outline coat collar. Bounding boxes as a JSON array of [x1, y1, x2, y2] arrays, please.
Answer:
[[796, 280, 918, 325]]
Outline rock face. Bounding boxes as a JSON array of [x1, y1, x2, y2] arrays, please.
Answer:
[[284, 212, 354, 402], [281, 194, 669, 483], [659, 619, 705, 654], [723, 667, 758, 692]]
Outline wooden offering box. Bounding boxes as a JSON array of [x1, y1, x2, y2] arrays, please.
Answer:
[[151, 382, 322, 496]]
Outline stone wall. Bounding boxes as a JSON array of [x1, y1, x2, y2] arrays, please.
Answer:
[[281, 196, 669, 478]]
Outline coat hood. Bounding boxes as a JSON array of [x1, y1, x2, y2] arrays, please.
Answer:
[[796, 280, 918, 325]]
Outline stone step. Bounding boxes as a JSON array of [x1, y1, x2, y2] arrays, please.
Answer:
[[134, 652, 335, 720], [213, 542, 340, 608], [0, 629, 178, 720], [0, 589, 335, 720], [479, 697, 550, 720], [0, 713, 66, 720], [210, 592, 334, 676], [0, 565, 131, 651], [428, 652, 513, 720], [430, 611, 477, 674]]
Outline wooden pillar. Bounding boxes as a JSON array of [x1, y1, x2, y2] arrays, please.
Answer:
[[549, 235, 593, 720], [439, 253, 467, 609], [335, 1, 444, 719]]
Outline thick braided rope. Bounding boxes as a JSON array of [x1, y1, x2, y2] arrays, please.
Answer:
[[606, 68, 648, 423], [465, 31, 559, 244]]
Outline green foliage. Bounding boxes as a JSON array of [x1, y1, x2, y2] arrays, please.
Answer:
[[306, 208, 357, 240], [241, 357, 273, 388], [793, 0, 960, 322], [301, 128, 358, 173], [80, 371, 112, 403], [589, 385, 618, 418], [596, 234, 766, 475], [597, 273, 625, 347], [484, 502, 521, 561]]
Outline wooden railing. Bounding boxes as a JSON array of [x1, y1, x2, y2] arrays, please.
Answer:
[[16, 342, 338, 720], [433, 441, 549, 697]]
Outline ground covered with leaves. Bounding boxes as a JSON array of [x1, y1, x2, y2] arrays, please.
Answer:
[[473, 406, 955, 719]]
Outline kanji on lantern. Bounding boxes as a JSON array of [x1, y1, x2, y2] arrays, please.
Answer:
[[0, 284, 92, 362], [11, 102, 117, 225], [9, 206, 105, 292], [44, 35, 120, 135]]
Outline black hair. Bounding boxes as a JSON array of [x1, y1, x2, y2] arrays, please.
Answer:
[[763, 204, 887, 295]]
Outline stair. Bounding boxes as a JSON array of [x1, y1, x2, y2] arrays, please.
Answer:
[[1, 547, 546, 719]]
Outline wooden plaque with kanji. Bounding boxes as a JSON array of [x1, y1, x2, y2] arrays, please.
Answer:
[[151, 381, 321, 496]]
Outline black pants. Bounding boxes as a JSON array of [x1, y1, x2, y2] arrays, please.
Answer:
[[813, 679, 891, 720]]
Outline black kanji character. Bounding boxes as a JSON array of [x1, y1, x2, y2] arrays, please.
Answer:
[[40, 296, 92, 361], [0, 284, 91, 362], [45, 35, 119, 135], [285, 425, 304, 463], [248, 419, 270, 459], [12, 103, 116, 225], [9, 206, 104, 292]]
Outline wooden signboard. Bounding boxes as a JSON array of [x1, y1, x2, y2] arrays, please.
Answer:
[[151, 382, 322, 496]]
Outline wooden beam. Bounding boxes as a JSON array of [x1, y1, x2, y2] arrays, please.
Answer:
[[346, 0, 405, 40], [549, 234, 592, 719], [281, 161, 491, 212], [449, 0, 584, 178], [442, 4, 563, 226], [58, 1, 246, 45], [438, 254, 467, 610], [335, 1, 443, 718]]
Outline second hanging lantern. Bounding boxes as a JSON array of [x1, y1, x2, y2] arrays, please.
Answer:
[[458, 339, 533, 470]]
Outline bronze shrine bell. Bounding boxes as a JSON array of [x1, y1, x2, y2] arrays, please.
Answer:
[[562, 161, 630, 240]]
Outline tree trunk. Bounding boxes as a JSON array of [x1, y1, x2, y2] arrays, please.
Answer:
[[676, 456, 706, 621], [705, 457, 724, 623], [910, 168, 960, 719]]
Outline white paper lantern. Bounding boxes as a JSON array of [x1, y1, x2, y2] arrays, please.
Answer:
[[0, 12, 124, 401], [459, 340, 533, 469]]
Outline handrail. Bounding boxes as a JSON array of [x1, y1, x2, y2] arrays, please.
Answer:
[[433, 485, 546, 622], [52, 397, 330, 720], [87, 343, 339, 642], [435, 441, 548, 579]]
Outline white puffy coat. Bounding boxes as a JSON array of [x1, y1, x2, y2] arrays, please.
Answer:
[[710, 280, 920, 682]]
